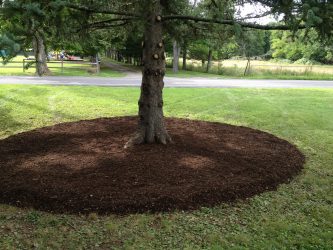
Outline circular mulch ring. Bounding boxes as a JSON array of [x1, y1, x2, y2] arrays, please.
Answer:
[[0, 116, 305, 214]]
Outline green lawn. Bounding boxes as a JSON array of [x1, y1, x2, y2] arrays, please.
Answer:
[[0, 85, 332, 249]]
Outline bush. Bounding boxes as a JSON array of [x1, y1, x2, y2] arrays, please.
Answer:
[[294, 58, 322, 65], [270, 58, 293, 64]]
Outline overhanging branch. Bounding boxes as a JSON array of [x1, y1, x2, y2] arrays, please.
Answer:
[[87, 17, 138, 27], [89, 22, 130, 31], [163, 15, 306, 30], [77, 20, 131, 32], [235, 10, 273, 21]]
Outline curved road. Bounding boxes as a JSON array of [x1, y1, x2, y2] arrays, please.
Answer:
[[0, 75, 333, 88]]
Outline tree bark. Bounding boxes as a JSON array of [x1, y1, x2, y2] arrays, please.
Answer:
[[206, 49, 213, 73], [172, 40, 180, 73], [125, 0, 171, 148], [182, 42, 187, 70], [32, 33, 51, 77]]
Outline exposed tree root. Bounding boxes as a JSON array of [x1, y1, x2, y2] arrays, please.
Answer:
[[124, 128, 172, 148]]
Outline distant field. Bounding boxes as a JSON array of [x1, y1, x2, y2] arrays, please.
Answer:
[[166, 58, 333, 80], [177, 59, 333, 74]]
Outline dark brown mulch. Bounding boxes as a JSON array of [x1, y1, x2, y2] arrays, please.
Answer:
[[0, 116, 305, 214]]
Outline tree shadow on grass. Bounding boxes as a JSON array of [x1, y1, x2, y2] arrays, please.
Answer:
[[62, 86, 139, 106], [0, 99, 27, 137], [0, 94, 79, 122]]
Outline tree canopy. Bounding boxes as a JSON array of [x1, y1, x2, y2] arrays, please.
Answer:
[[1, 0, 332, 63]]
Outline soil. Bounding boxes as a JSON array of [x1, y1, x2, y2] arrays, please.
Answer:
[[0, 117, 305, 214]]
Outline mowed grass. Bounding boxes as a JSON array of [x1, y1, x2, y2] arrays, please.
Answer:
[[0, 56, 125, 77], [0, 85, 332, 249]]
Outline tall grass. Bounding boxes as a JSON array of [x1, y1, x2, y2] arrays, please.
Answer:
[[166, 58, 333, 79]]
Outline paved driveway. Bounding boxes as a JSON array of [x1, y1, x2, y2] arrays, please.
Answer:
[[0, 76, 332, 88]]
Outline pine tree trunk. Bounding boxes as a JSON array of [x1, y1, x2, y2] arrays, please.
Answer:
[[206, 49, 213, 73], [173, 40, 180, 73], [32, 33, 51, 76], [125, 0, 171, 148]]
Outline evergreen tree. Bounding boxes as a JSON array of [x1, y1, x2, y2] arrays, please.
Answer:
[[0, 0, 60, 75], [2, 0, 332, 145]]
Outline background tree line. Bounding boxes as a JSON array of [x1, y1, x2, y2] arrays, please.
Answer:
[[108, 27, 332, 70]]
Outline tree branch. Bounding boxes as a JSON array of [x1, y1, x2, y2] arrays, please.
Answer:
[[163, 15, 306, 30], [65, 3, 140, 17], [77, 19, 131, 32], [235, 10, 273, 21], [89, 22, 130, 31], [87, 17, 138, 27]]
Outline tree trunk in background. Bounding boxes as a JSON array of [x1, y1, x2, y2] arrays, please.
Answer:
[[106, 48, 112, 58], [244, 57, 251, 76], [125, 0, 171, 147], [182, 42, 187, 70], [206, 49, 212, 73], [173, 40, 180, 73], [32, 33, 51, 76], [117, 52, 122, 62]]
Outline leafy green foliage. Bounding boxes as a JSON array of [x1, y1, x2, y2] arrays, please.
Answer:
[[188, 40, 210, 63], [235, 29, 270, 58], [253, 0, 332, 39], [271, 29, 333, 63]]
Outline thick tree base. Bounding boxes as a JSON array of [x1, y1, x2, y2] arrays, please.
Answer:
[[124, 129, 172, 148], [0, 116, 305, 214], [35, 67, 52, 77]]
